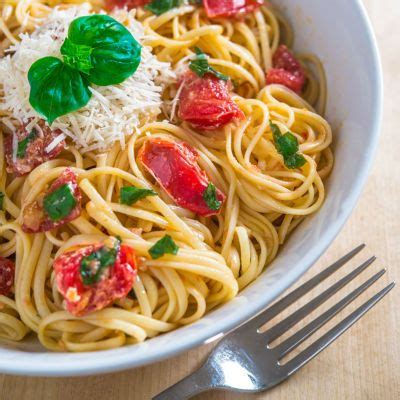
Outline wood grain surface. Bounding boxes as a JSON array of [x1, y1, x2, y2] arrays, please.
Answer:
[[1, 0, 399, 398]]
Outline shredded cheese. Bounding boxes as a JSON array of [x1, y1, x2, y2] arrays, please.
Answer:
[[0, 5, 176, 153]]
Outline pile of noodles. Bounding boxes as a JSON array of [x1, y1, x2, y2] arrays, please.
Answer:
[[0, 1, 333, 352]]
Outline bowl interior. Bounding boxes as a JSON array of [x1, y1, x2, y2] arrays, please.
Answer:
[[0, 0, 382, 376]]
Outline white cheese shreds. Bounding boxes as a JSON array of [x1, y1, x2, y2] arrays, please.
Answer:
[[45, 133, 66, 154], [0, 5, 176, 153]]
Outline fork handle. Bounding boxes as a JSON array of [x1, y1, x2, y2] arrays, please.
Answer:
[[152, 364, 213, 400]]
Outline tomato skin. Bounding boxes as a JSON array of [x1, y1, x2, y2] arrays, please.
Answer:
[[54, 242, 137, 316], [105, 0, 150, 10], [178, 71, 244, 131], [5, 120, 65, 177], [203, 0, 263, 19], [266, 45, 306, 94], [139, 138, 226, 217], [22, 168, 82, 233], [0, 257, 14, 296]]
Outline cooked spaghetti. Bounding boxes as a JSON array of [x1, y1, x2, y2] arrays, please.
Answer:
[[0, 0, 333, 352]]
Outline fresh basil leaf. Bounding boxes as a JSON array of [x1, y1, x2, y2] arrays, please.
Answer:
[[120, 186, 157, 205], [145, 0, 183, 15], [0, 192, 4, 210], [17, 128, 37, 159], [203, 183, 222, 211], [149, 235, 179, 260], [43, 184, 77, 221], [61, 38, 93, 75], [285, 153, 307, 169], [189, 47, 229, 81], [270, 122, 306, 169], [80, 239, 121, 285], [63, 15, 142, 86], [28, 57, 91, 124]]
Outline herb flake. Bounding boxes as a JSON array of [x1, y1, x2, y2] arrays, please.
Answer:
[[43, 184, 77, 221], [0, 192, 4, 210], [120, 186, 157, 206], [149, 235, 179, 260], [203, 183, 222, 211], [145, 0, 183, 15], [189, 47, 229, 81], [17, 129, 37, 159], [80, 238, 121, 285], [270, 122, 306, 169]]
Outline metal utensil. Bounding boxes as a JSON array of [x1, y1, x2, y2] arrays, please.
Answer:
[[153, 245, 395, 399]]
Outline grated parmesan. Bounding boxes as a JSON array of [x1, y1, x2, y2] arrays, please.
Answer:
[[0, 5, 176, 153]]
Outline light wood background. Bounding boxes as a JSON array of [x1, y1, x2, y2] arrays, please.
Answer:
[[1, 0, 399, 398]]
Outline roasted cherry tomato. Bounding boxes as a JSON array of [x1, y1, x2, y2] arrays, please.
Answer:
[[0, 257, 14, 296], [22, 168, 82, 233], [178, 71, 244, 131], [139, 138, 226, 217], [266, 45, 306, 94], [203, 0, 263, 19], [54, 239, 137, 316], [5, 120, 65, 177]]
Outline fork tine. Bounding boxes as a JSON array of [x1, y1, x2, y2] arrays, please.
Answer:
[[242, 245, 366, 332], [275, 269, 386, 358], [261, 256, 376, 341], [282, 282, 395, 376]]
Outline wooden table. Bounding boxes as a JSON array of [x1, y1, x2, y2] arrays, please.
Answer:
[[1, 0, 399, 398]]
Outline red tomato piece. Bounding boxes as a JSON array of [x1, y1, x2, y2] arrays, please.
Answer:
[[266, 45, 306, 93], [178, 71, 244, 131], [105, 0, 150, 10], [5, 120, 65, 177], [54, 241, 137, 316], [139, 138, 226, 217], [0, 257, 14, 296], [203, 0, 263, 18], [22, 168, 82, 233]]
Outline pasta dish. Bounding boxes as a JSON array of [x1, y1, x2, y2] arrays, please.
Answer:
[[0, 0, 333, 352]]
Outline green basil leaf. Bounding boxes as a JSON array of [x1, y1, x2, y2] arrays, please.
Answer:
[[284, 153, 307, 169], [80, 239, 121, 285], [43, 184, 77, 221], [63, 15, 142, 86], [17, 128, 37, 159], [149, 235, 179, 260], [270, 122, 306, 169], [203, 183, 222, 211], [61, 38, 93, 75], [189, 47, 229, 81], [145, 0, 182, 15], [120, 186, 157, 205], [0, 192, 4, 210], [28, 57, 92, 124]]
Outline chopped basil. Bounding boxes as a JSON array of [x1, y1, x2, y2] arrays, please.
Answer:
[[149, 235, 179, 260], [17, 129, 37, 158], [189, 47, 229, 81], [270, 122, 306, 169], [80, 238, 121, 285], [0, 192, 4, 210], [120, 186, 157, 206], [145, 0, 183, 15], [203, 183, 222, 211], [43, 184, 77, 221]]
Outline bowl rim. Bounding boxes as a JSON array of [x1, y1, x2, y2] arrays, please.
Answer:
[[0, 0, 384, 377]]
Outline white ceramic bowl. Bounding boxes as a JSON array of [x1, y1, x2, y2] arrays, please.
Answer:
[[0, 0, 382, 376]]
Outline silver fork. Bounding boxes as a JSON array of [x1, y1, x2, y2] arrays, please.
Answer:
[[153, 245, 395, 400]]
